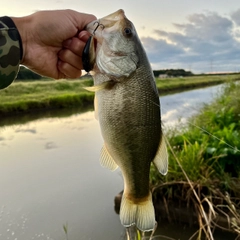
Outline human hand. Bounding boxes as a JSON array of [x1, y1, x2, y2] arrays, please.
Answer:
[[12, 10, 96, 79]]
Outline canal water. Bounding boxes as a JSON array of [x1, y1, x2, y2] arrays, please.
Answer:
[[0, 85, 228, 240]]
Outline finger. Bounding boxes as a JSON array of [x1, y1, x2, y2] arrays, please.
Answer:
[[58, 60, 82, 79], [78, 31, 92, 42], [58, 48, 83, 70], [57, 71, 68, 79], [63, 37, 86, 56]]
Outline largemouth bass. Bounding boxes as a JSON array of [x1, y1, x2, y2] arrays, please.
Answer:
[[83, 9, 168, 232]]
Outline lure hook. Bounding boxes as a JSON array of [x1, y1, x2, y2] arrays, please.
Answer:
[[92, 21, 105, 35]]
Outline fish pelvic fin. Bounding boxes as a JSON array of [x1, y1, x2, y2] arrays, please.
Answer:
[[100, 145, 118, 171], [153, 135, 168, 175], [120, 192, 156, 232]]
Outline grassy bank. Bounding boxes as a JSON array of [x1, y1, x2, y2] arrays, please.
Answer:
[[0, 79, 94, 115], [150, 82, 240, 239], [1, 73, 240, 115], [156, 73, 240, 94]]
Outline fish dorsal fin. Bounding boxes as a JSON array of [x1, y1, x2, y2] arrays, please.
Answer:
[[100, 145, 118, 171], [153, 135, 168, 175]]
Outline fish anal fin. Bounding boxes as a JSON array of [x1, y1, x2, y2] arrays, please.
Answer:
[[120, 192, 156, 232], [100, 145, 118, 171], [153, 135, 168, 175]]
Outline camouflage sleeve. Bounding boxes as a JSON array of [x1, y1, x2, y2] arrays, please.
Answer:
[[0, 16, 23, 89]]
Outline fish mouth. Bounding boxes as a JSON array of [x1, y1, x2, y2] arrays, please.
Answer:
[[82, 9, 128, 72], [86, 9, 126, 36], [82, 9, 138, 76]]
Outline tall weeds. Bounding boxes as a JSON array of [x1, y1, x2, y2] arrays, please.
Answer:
[[150, 82, 240, 239]]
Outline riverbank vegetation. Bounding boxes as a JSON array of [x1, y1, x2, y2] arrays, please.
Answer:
[[0, 79, 94, 115], [1, 73, 240, 115], [156, 73, 240, 94], [150, 82, 240, 239]]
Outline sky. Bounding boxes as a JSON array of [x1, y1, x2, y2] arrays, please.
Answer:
[[1, 0, 240, 73]]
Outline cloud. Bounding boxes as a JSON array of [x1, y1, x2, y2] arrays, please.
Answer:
[[141, 10, 240, 73], [176, 12, 233, 42], [141, 37, 184, 63], [231, 9, 240, 26]]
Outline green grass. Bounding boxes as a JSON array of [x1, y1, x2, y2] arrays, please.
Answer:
[[160, 81, 240, 183], [0, 79, 94, 114], [1, 74, 240, 115], [156, 74, 240, 94], [150, 82, 240, 238]]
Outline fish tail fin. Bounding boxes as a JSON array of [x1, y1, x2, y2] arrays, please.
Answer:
[[120, 192, 156, 232]]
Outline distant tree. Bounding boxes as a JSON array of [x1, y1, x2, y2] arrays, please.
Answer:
[[16, 66, 43, 80], [153, 70, 167, 77], [153, 69, 194, 77]]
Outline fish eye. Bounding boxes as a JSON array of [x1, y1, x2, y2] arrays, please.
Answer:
[[124, 28, 132, 37]]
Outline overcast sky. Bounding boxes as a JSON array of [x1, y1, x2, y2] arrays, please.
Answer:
[[1, 0, 240, 73]]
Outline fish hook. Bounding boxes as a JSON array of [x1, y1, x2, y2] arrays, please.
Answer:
[[92, 21, 105, 35]]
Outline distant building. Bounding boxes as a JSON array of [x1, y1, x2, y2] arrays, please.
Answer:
[[158, 74, 169, 79]]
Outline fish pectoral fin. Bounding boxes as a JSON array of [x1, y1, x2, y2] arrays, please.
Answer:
[[153, 135, 168, 175], [120, 192, 156, 232], [83, 83, 106, 92], [83, 81, 113, 92], [100, 145, 118, 171]]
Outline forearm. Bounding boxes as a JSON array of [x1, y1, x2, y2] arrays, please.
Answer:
[[0, 16, 22, 89]]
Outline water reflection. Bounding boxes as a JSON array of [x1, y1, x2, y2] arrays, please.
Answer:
[[15, 128, 37, 134], [0, 111, 124, 240], [0, 105, 93, 128], [0, 85, 225, 240], [161, 84, 223, 127]]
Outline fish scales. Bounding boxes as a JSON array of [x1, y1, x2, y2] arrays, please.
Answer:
[[83, 9, 168, 232], [96, 69, 161, 199]]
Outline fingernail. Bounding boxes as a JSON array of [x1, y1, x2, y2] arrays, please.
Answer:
[[78, 31, 88, 39]]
